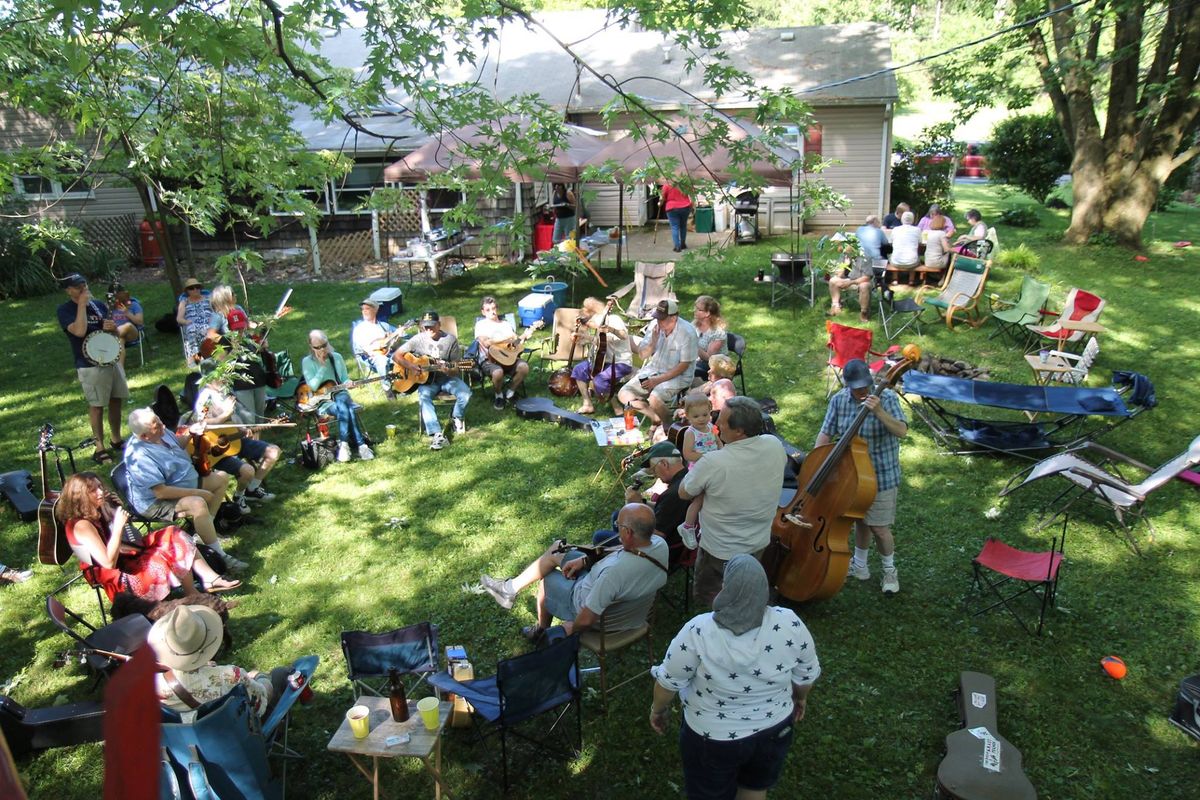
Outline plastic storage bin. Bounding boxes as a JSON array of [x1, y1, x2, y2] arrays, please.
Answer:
[[693, 206, 715, 233], [531, 279, 568, 309], [518, 293, 555, 327]]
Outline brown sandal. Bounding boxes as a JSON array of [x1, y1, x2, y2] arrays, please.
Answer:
[[203, 577, 242, 593]]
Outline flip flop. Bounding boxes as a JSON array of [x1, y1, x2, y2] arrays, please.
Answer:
[[91, 449, 113, 464], [203, 577, 242, 593]]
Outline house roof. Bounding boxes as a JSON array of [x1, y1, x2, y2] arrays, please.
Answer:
[[302, 13, 896, 155]]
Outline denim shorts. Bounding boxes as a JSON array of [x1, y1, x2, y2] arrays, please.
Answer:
[[680, 716, 794, 799], [542, 549, 589, 623], [213, 436, 270, 477]]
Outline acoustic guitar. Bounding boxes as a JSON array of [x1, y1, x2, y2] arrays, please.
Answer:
[[486, 320, 544, 367], [390, 354, 477, 394], [36, 425, 70, 566], [181, 422, 295, 475]]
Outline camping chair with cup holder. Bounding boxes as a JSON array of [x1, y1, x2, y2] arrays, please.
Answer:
[[999, 434, 1200, 554], [427, 632, 582, 794], [341, 622, 440, 699], [970, 519, 1067, 636]]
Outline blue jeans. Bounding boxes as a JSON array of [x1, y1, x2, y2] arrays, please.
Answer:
[[325, 390, 365, 447], [667, 206, 691, 250], [417, 376, 471, 435], [552, 215, 576, 244]]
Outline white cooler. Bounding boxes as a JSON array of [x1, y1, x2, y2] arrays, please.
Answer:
[[367, 287, 403, 322], [517, 293, 555, 327]]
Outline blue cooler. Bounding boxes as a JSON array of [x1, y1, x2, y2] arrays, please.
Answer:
[[518, 293, 555, 327], [367, 287, 403, 322]]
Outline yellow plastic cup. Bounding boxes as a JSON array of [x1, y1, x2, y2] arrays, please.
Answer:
[[417, 697, 440, 731], [347, 705, 370, 739], [386, 424, 397, 440]]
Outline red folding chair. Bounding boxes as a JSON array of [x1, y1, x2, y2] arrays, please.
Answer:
[[1025, 288, 1104, 353], [825, 321, 887, 397], [971, 522, 1066, 636]]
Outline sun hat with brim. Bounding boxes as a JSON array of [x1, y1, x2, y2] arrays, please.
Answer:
[[183, 277, 203, 290], [149, 604, 224, 671]]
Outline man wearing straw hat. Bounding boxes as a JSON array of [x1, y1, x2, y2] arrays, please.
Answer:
[[149, 605, 289, 723]]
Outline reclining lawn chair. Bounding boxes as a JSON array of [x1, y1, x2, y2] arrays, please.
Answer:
[[900, 370, 1156, 460], [999, 435, 1200, 554], [609, 261, 676, 322], [914, 254, 991, 330], [988, 274, 1051, 343], [45, 595, 152, 684], [1026, 287, 1104, 353]]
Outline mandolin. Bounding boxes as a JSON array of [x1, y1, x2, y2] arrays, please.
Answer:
[[390, 354, 477, 394], [766, 346, 920, 603], [486, 320, 544, 367]]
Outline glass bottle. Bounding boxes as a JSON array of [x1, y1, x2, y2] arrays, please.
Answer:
[[388, 668, 409, 722]]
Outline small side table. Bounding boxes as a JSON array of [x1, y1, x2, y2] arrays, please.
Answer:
[[327, 696, 453, 800]]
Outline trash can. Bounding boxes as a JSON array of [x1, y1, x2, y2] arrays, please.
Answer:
[[533, 219, 554, 254], [531, 278, 568, 309], [694, 206, 715, 233]]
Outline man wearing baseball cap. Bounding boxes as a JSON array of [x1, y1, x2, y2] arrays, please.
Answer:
[[351, 297, 400, 400], [393, 310, 471, 450], [57, 273, 128, 464], [815, 359, 908, 595], [617, 298, 699, 428]]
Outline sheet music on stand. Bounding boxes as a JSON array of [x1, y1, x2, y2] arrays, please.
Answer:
[[592, 417, 645, 447]]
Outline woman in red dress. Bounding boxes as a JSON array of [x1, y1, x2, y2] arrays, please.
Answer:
[[56, 472, 239, 602]]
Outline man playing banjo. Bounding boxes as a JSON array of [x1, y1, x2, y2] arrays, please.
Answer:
[[57, 273, 128, 465]]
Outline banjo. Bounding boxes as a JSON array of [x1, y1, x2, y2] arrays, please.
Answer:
[[81, 298, 123, 366]]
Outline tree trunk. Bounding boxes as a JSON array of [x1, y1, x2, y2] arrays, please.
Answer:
[[1064, 132, 1108, 245], [1102, 178, 1158, 248]]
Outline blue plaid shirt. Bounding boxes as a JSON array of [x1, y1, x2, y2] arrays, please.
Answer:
[[819, 388, 906, 491]]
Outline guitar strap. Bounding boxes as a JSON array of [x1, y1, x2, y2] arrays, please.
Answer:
[[628, 547, 668, 574], [164, 668, 202, 709]]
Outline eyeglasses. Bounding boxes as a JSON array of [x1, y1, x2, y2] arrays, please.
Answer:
[[186, 285, 202, 291], [312, 343, 328, 349]]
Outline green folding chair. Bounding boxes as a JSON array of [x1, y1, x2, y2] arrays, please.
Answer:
[[988, 275, 1051, 344]]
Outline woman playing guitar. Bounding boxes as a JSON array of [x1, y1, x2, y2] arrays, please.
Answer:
[[570, 296, 633, 415], [301, 330, 375, 462]]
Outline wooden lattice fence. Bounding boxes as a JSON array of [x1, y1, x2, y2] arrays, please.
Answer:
[[312, 229, 374, 269], [81, 213, 138, 262]]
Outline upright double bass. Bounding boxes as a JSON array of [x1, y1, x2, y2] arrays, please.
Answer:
[[768, 346, 920, 602]]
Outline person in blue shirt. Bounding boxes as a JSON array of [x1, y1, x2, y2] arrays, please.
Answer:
[[57, 273, 129, 464]]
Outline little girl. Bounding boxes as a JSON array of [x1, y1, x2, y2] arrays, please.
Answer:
[[678, 392, 720, 550]]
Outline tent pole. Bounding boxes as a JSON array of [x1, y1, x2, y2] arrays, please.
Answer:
[[616, 182, 623, 274]]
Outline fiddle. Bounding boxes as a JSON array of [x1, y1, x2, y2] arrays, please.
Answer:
[[548, 316, 586, 397], [766, 345, 920, 603]]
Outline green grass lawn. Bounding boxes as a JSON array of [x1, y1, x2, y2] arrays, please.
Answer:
[[2, 183, 1198, 799]]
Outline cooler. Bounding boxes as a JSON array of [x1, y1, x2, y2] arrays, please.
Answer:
[[367, 287, 403, 322], [518, 292, 555, 327]]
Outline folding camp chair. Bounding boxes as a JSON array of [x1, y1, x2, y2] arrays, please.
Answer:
[[999, 435, 1200, 553], [45, 595, 151, 681], [1027, 336, 1100, 386], [900, 370, 1156, 460], [341, 622, 440, 699], [610, 261, 676, 321], [264, 350, 303, 418], [988, 274, 1051, 342], [538, 307, 586, 371], [160, 684, 280, 800], [1026, 288, 1104, 353], [579, 605, 656, 714], [971, 520, 1066, 636], [427, 632, 581, 793], [914, 253, 991, 330], [825, 321, 886, 397], [872, 265, 923, 340], [726, 331, 747, 395]]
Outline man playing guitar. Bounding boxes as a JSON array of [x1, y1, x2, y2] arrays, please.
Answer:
[[351, 298, 400, 401], [57, 273, 128, 465], [474, 295, 536, 410], [394, 311, 471, 451], [193, 377, 282, 513]]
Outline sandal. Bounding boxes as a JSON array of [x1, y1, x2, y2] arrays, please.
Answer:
[[109, 439, 126, 451], [202, 576, 242, 593], [91, 449, 113, 465]]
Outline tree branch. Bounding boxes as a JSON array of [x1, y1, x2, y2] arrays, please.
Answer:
[[1027, 24, 1075, 151]]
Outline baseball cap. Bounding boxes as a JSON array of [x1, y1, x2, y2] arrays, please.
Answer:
[[419, 310, 440, 328], [361, 298, 380, 308], [652, 299, 679, 319], [58, 273, 87, 288], [842, 359, 873, 390], [641, 441, 681, 467]]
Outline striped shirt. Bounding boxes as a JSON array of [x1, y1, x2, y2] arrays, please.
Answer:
[[819, 388, 906, 491]]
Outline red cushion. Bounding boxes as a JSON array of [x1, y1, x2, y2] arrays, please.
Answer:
[[1068, 290, 1101, 320]]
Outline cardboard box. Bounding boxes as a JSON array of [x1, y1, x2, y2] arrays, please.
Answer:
[[445, 646, 475, 727]]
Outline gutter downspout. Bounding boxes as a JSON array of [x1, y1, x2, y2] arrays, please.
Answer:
[[880, 102, 893, 217], [513, 181, 524, 261]]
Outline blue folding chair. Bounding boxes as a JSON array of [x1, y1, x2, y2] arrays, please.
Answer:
[[428, 632, 581, 793], [341, 622, 439, 698]]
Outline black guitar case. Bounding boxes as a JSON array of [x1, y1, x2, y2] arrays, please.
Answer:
[[514, 397, 596, 431], [0, 695, 104, 758], [0, 470, 38, 521]]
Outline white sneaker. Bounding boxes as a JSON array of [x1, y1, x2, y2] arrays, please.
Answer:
[[848, 561, 871, 581], [234, 495, 252, 516], [503, 387, 516, 400], [677, 522, 698, 550], [429, 433, 447, 451], [881, 567, 900, 595], [336, 441, 351, 462], [358, 443, 375, 461], [453, 417, 466, 435], [222, 554, 249, 573]]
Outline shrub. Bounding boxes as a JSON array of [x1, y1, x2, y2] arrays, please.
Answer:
[[890, 123, 960, 219], [0, 199, 54, 300], [985, 113, 1071, 204], [994, 243, 1041, 274], [996, 205, 1040, 228]]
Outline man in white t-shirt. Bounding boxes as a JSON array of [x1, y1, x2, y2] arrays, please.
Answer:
[[350, 299, 399, 400], [479, 503, 668, 641], [680, 396, 786, 606], [617, 299, 699, 427], [474, 295, 536, 410]]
